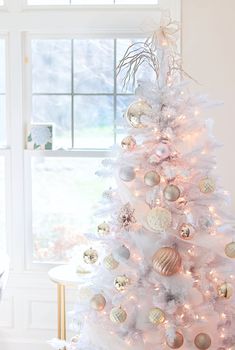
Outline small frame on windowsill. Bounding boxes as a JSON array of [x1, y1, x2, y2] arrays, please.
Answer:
[[27, 123, 53, 150]]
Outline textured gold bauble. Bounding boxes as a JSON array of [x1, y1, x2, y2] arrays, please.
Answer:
[[97, 221, 110, 235], [110, 306, 127, 324], [199, 177, 215, 194], [148, 307, 165, 325], [179, 223, 195, 240], [121, 136, 136, 151], [126, 100, 152, 128], [217, 282, 233, 299], [152, 247, 182, 276], [90, 294, 106, 311], [166, 332, 184, 349], [146, 207, 172, 232], [194, 333, 211, 349], [163, 184, 181, 202], [83, 248, 98, 264], [103, 254, 119, 270], [114, 275, 129, 291], [144, 171, 161, 187], [119, 166, 136, 182], [225, 242, 235, 258]]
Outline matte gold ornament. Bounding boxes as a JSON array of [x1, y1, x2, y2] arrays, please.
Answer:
[[217, 282, 233, 299], [90, 294, 106, 311], [152, 247, 182, 276], [199, 177, 215, 194], [103, 254, 119, 270], [121, 136, 136, 151], [114, 275, 129, 291], [225, 242, 235, 258], [147, 207, 172, 232], [83, 248, 98, 264], [119, 166, 136, 182], [97, 221, 110, 235], [163, 184, 181, 202], [148, 307, 165, 325], [126, 100, 152, 128], [179, 223, 195, 240], [166, 332, 184, 349], [144, 171, 161, 187], [194, 333, 211, 349], [110, 306, 127, 324]]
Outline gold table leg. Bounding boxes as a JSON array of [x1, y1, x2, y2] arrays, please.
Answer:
[[57, 283, 66, 341]]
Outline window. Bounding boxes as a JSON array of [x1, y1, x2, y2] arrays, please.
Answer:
[[27, 0, 158, 5], [0, 1, 3, 6]]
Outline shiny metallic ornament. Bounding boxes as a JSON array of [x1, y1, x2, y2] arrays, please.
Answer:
[[148, 154, 160, 166], [199, 177, 215, 194], [152, 247, 182, 276], [90, 294, 106, 311], [113, 245, 130, 262], [110, 306, 127, 324], [97, 221, 110, 235], [147, 207, 172, 232], [225, 242, 235, 258], [155, 142, 170, 160], [166, 332, 184, 349], [163, 184, 181, 202], [194, 333, 211, 349], [119, 166, 136, 182], [103, 254, 119, 270], [121, 136, 136, 151], [126, 100, 152, 128], [144, 171, 161, 187], [217, 282, 233, 299], [114, 275, 129, 291], [148, 307, 165, 325], [83, 248, 98, 264], [71, 335, 79, 344], [118, 203, 136, 229], [179, 223, 195, 240]]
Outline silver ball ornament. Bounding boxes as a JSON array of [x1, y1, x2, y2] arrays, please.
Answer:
[[90, 294, 106, 311], [119, 166, 136, 182], [126, 100, 152, 128], [179, 223, 195, 240], [163, 184, 181, 202], [113, 245, 130, 262], [144, 171, 161, 187]]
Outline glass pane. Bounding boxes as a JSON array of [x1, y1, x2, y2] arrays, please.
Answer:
[[28, 0, 69, 4], [0, 157, 6, 250], [32, 157, 110, 263], [0, 0, 3, 5], [32, 39, 71, 93], [0, 40, 5, 93], [32, 95, 72, 149], [74, 95, 114, 149], [0, 96, 6, 146], [116, 95, 134, 144], [74, 39, 114, 93]]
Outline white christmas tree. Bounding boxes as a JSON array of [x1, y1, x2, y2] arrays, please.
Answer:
[[52, 12, 235, 350]]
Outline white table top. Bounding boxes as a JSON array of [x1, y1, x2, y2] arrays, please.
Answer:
[[48, 264, 91, 286]]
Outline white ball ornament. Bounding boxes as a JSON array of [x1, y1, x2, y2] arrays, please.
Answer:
[[126, 100, 152, 128], [119, 166, 136, 182], [121, 136, 136, 151], [103, 254, 119, 270], [113, 245, 130, 262], [148, 307, 165, 325], [163, 184, 181, 202], [146, 207, 172, 232], [110, 306, 127, 324], [90, 294, 106, 311], [144, 171, 161, 187]]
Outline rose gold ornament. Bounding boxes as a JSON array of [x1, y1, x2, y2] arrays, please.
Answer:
[[217, 282, 233, 299], [90, 294, 106, 311], [199, 177, 215, 194], [103, 254, 119, 270], [194, 333, 211, 349], [179, 223, 195, 240], [148, 307, 165, 325], [114, 275, 129, 291], [97, 221, 110, 235], [225, 242, 235, 258], [166, 332, 184, 349], [144, 171, 161, 187], [121, 135, 136, 151], [152, 247, 182, 276], [147, 207, 172, 232], [126, 100, 152, 128], [163, 184, 181, 202], [83, 248, 98, 264], [110, 306, 127, 324]]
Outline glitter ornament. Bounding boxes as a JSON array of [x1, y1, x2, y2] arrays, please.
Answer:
[[83, 248, 98, 264], [148, 307, 165, 325], [97, 221, 110, 235], [118, 203, 136, 229], [148, 154, 160, 166], [146, 207, 172, 231], [121, 136, 136, 151], [155, 142, 170, 160], [163, 184, 181, 202], [199, 177, 215, 194], [194, 333, 211, 349], [126, 100, 152, 128], [90, 294, 106, 311], [217, 282, 233, 299], [119, 166, 136, 182], [110, 306, 127, 324], [166, 332, 184, 349], [179, 223, 195, 240], [114, 275, 129, 291], [144, 171, 161, 187], [225, 242, 235, 258], [152, 247, 182, 276], [103, 254, 119, 270], [113, 245, 130, 262]]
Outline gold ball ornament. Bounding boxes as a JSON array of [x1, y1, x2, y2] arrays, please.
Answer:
[[225, 242, 235, 258], [166, 332, 184, 349], [90, 294, 106, 311], [152, 247, 182, 276], [126, 100, 152, 128], [217, 282, 233, 299], [179, 223, 195, 240], [114, 275, 129, 291], [144, 171, 161, 187], [83, 248, 98, 264], [119, 166, 136, 182], [121, 136, 136, 151], [194, 333, 211, 349], [199, 177, 215, 194], [148, 307, 165, 325], [110, 306, 127, 324], [147, 207, 172, 232], [103, 254, 119, 270], [163, 184, 181, 202], [97, 221, 110, 235]]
